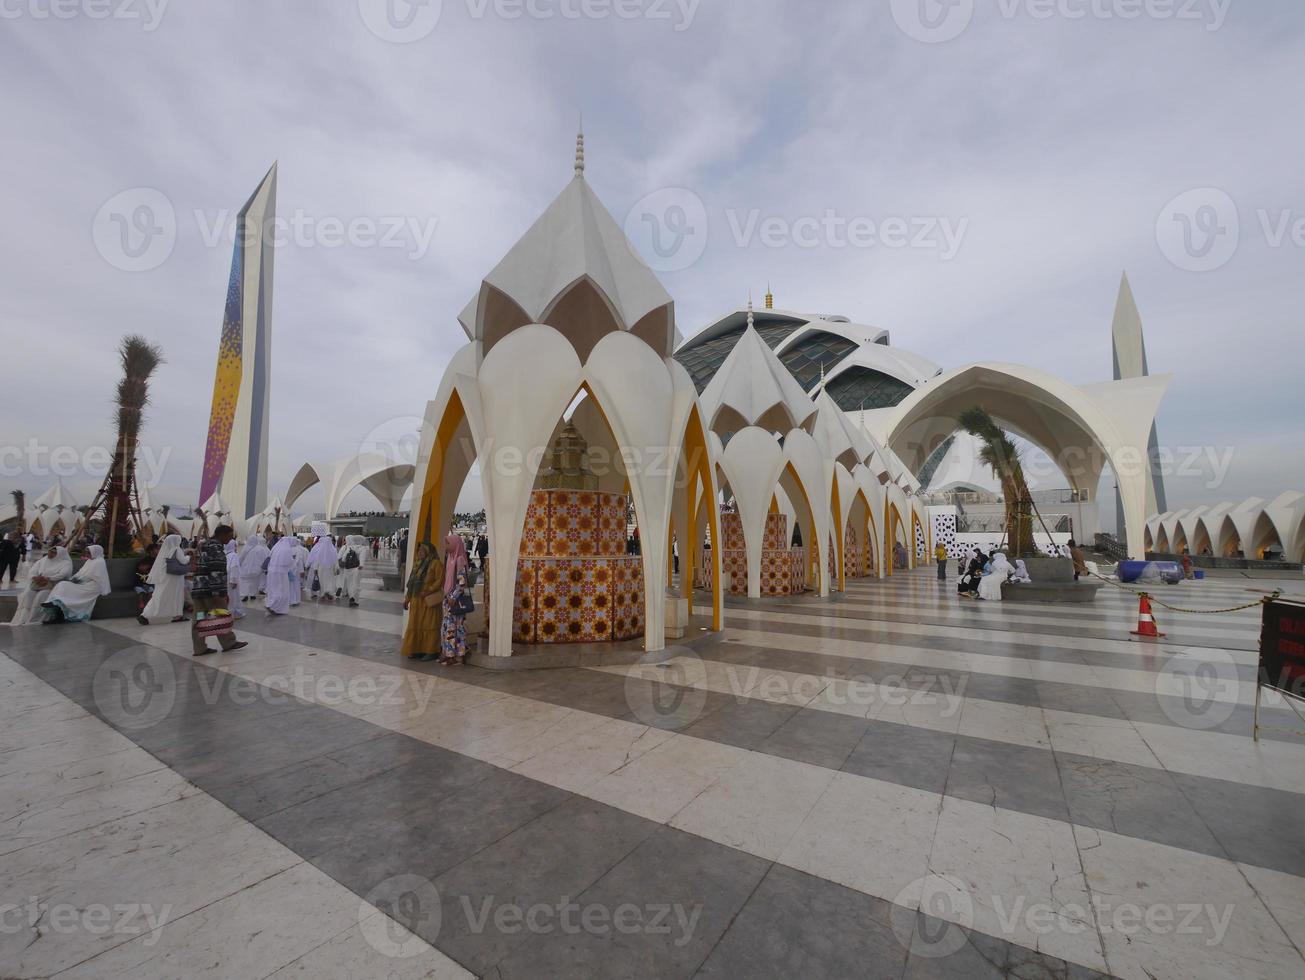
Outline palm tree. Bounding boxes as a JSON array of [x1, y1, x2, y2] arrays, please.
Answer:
[[957, 407, 1035, 557], [91, 336, 164, 556], [11, 490, 23, 532]]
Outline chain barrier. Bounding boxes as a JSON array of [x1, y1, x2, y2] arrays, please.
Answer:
[[1087, 569, 1281, 616]]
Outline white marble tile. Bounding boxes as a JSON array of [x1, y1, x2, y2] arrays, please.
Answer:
[[778, 771, 940, 903], [927, 796, 1107, 973], [670, 751, 836, 860], [0, 793, 302, 977], [957, 699, 1050, 749], [267, 913, 471, 979], [1075, 825, 1304, 980], [1133, 721, 1305, 796], [57, 862, 364, 979], [586, 734, 745, 824], [1238, 862, 1305, 962], [510, 716, 675, 793], [1044, 709, 1163, 768], [0, 743, 167, 823], [0, 765, 198, 856]]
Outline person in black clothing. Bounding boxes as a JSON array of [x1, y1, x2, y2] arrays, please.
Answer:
[[190, 525, 248, 657], [0, 532, 20, 588], [476, 535, 489, 569]]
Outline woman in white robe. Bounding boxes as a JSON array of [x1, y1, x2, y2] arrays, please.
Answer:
[[307, 535, 338, 602], [977, 553, 1013, 601], [140, 535, 188, 623], [237, 534, 270, 602], [264, 537, 298, 615], [43, 545, 111, 623], [9, 546, 73, 626], [1011, 559, 1033, 584], [225, 540, 245, 619], [337, 535, 368, 607], [289, 539, 306, 606]]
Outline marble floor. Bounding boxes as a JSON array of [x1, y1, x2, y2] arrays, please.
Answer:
[[2, 558, 1303, 979]]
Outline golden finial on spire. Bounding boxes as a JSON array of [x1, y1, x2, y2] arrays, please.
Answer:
[[765, 284, 774, 310], [574, 117, 585, 177]]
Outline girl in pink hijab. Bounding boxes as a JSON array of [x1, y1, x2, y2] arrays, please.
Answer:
[[440, 532, 470, 665]]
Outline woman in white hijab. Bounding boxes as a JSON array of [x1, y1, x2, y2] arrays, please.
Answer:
[[290, 538, 308, 605], [337, 535, 368, 608], [237, 534, 270, 602], [1011, 559, 1033, 584], [9, 546, 73, 626], [140, 535, 189, 623], [978, 552, 1013, 601], [264, 536, 298, 615], [42, 545, 111, 623], [225, 540, 245, 619], [307, 535, 339, 602]]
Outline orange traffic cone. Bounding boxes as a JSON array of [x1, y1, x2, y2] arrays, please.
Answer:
[[1130, 594, 1166, 638]]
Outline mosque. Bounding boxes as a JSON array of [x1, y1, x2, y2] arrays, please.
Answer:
[[16, 132, 1301, 655]]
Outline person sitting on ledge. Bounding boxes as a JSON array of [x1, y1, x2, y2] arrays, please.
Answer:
[[9, 546, 73, 626], [41, 544, 111, 624]]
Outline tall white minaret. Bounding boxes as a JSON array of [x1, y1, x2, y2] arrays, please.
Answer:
[[1111, 272, 1167, 537]]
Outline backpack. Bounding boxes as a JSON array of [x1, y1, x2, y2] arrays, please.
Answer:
[[342, 548, 361, 570]]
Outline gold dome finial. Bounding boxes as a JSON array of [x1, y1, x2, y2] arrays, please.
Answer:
[[764, 284, 773, 310]]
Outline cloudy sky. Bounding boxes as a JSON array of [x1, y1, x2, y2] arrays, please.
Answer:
[[3, 0, 1302, 526]]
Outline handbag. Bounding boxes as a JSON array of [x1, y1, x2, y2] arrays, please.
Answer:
[[423, 590, 444, 609], [166, 555, 190, 575], [454, 588, 475, 617], [195, 613, 234, 636]]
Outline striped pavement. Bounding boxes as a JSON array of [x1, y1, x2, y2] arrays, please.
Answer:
[[2, 556, 1303, 978]]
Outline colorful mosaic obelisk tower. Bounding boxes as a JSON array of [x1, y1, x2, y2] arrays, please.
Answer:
[[198, 163, 277, 520]]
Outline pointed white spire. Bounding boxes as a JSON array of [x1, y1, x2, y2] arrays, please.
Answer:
[[746, 294, 754, 329], [574, 118, 585, 177]]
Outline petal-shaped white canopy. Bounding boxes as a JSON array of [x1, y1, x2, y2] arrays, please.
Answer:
[[700, 323, 816, 436]]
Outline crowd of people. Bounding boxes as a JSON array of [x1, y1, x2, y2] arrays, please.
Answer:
[[945, 539, 1088, 601], [4, 523, 480, 665]]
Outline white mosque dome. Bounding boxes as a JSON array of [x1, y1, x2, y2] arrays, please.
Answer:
[[675, 303, 942, 412]]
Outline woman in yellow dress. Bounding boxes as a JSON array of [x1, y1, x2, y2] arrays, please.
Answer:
[[401, 541, 444, 661]]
